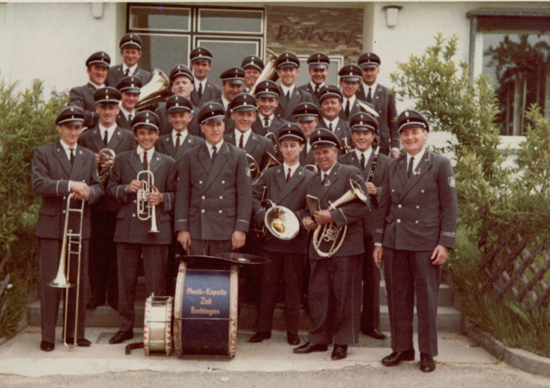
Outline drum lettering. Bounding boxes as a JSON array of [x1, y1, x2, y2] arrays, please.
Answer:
[[206, 288, 228, 296], [187, 287, 204, 295], [190, 306, 220, 316], [200, 297, 213, 305]]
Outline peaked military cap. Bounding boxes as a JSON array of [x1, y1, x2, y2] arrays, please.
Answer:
[[275, 51, 300, 69], [241, 55, 265, 72], [166, 95, 193, 113], [198, 102, 225, 125], [310, 128, 341, 149], [229, 93, 257, 112], [255, 80, 280, 99], [131, 111, 160, 132], [94, 87, 122, 105], [338, 64, 362, 82], [397, 109, 430, 133], [56, 106, 85, 126], [169, 64, 194, 84], [358, 52, 381, 69], [86, 51, 111, 68], [220, 67, 245, 85], [350, 112, 378, 134], [278, 122, 306, 143], [116, 76, 142, 94], [190, 47, 213, 63], [119, 33, 143, 50], [318, 84, 343, 103], [293, 102, 320, 122], [307, 52, 330, 69]]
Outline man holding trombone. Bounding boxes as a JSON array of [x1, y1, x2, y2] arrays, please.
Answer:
[[106, 111, 178, 344], [32, 106, 104, 352]]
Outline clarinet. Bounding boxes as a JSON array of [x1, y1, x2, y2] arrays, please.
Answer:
[[367, 147, 379, 183]]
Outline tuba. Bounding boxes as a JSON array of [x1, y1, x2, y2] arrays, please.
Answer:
[[250, 49, 280, 96], [136, 69, 171, 111], [137, 167, 160, 233], [312, 179, 368, 258], [264, 200, 300, 240], [97, 148, 116, 184]]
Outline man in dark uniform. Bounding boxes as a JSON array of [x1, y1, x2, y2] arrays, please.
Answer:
[[107, 33, 152, 87], [107, 111, 177, 344], [252, 80, 287, 137], [317, 85, 352, 151], [293, 128, 369, 361], [214, 67, 245, 133], [241, 55, 265, 93], [78, 87, 137, 310], [373, 110, 457, 373], [294, 102, 319, 168], [338, 64, 368, 122], [116, 76, 142, 130], [32, 106, 104, 351], [274, 51, 314, 122], [298, 52, 330, 106], [175, 103, 253, 256], [189, 47, 222, 107], [248, 123, 314, 346], [356, 52, 399, 158], [68, 51, 110, 129], [338, 112, 389, 340]]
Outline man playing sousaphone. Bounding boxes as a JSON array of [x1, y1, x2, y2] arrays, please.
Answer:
[[294, 128, 369, 361]]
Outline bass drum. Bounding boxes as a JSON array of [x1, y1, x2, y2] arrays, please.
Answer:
[[143, 295, 173, 356], [174, 260, 238, 358]]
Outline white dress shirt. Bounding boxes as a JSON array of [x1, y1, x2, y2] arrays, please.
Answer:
[[235, 129, 252, 148], [310, 81, 325, 93], [343, 95, 357, 112], [120, 106, 136, 122], [280, 84, 295, 99], [99, 123, 117, 145], [172, 129, 188, 148], [406, 146, 426, 173], [259, 113, 275, 128], [89, 81, 105, 89], [206, 139, 224, 157], [195, 79, 207, 94], [137, 145, 155, 165], [221, 96, 231, 110], [362, 81, 377, 99], [122, 63, 138, 77], [354, 147, 373, 168], [323, 117, 340, 131], [283, 162, 300, 179]]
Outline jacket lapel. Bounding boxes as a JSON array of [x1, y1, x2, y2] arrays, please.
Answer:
[[287, 89, 301, 116], [225, 132, 237, 147], [175, 134, 194, 159], [53, 142, 72, 177], [279, 165, 305, 203], [107, 127, 124, 150], [129, 150, 144, 175], [364, 149, 377, 181], [401, 151, 433, 200], [244, 133, 258, 155], [278, 86, 289, 112], [373, 85, 383, 109], [197, 144, 212, 174], [69, 147, 86, 180], [163, 136, 176, 158], [396, 154, 408, 188], [318, 163, 341, 203], [91, 129, 104, 151], [148, 150, 162, 175], [203, 142, 229, 192]]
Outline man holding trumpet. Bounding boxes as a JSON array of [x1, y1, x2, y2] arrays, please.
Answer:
[[106, 111, 178, 344], [32, 106, 104, 351]]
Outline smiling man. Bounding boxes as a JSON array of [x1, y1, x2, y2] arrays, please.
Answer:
[[373, 110, 457, 373], [293, 102, 319, 168], [298, 52, 330, 106], [251, 80, 287, 137], [107, 33, 152, 88], [241, 55, 265, 93], [317, 85, 352, 151], [338, 64, 368, 122], [115, 76, 142, 130], [189, 47, 222, 107]]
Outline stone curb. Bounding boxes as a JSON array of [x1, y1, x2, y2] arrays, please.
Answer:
[[465, 323, 550, 378]]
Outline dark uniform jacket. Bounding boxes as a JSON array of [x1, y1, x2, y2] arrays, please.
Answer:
[[107, 150, 177, 245], [174, 142, 253, 240], [338, 149, 390, 237], [304, 162, 369, 260], [297, 83, 321, 106], [190, 79, 222, 107], [116, 112, 132, 130], [32, 142, 104, 239], [356, 84, 399, 151], [106, 65, 152, 88], [252, 165, 314, 254], [374, 151, 457, 251], [275, 86, 314, 122], [155, 103, 201, 138], [155, 131, 205, 163], [339, 97, 368, 123], [317, 119, 353, 154], [212, 97, 235, 133], [224, 130, 276, 171], [251, 115, 287, 137], [68, 83, 99, 129]]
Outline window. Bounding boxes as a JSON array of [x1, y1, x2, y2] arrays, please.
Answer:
[[127, 4, 265, 80], [468, 10, 550, 137]]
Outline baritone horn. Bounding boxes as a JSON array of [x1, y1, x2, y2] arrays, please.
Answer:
[[264, 200, 300, 240], [97, 148, 116, 184], [48, 193, 85, 349], [136, 69, 171, 111], [137, 168, 160, 233], [312, 179, 368, 258]]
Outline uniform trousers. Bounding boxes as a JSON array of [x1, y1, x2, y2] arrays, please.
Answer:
[[257, 251, 306, 334], [384, 248, 440, 356], [308, 254, 363, 345], [38, 238, 89, 343], [361, 236, 381, 330], [189, 239, 233, 257], [117, 243, 168, 331]]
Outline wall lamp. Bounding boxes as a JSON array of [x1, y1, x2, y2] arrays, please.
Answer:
[[383, 5, 403, 28]]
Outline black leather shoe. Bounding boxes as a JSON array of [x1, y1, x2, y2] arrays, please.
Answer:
[[293, 342, 328, 354], [66, 338, 92, 347], [287, 333, 300, 345], [420, 353, 436, 373], [381, 350, 415, 366], [86, 295, 105, 309], [362, 327, 388, 340], [40, 340, 55, 352], [109, 331, 134, 344], [331, 344, 348, 360], [249, 331, 271, 343]]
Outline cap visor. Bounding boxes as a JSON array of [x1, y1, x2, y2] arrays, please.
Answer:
[[398, 122, 427, 133], [120, 42, 142, 50], [201, 115, 225, 125], [309, 64, 329, 69]]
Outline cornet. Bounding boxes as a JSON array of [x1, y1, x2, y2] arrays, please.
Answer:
[[137, 168, 160, 234]]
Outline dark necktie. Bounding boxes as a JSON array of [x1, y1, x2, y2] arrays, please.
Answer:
[[198, 83, 203, 99], [264, 117, 269, 131], [286, 167, 291, 183], [321, 173, 328, 185], [366, 87, 372, 103], [286, 90, 290, 100], [329, 123, 333, 132], [143, 151, 148, 170], [360, 153, 366, 171], [212, 145, 218, 163], [69, 148, 75, 166], [239, 134, 244, 149], [125, 68, 130, 77], [315, 85, 319, 95], [408, 156, 414, 179], [128, 113, 133, 122], [345, 100, 350, 118], [176, 133, 181, 152], [103, 130, 108, 147]]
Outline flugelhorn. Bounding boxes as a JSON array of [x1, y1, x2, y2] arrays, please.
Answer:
[[48, 193, 85, 349], [137, 167, 160, 233], [136, 69, 171, 111], [312, 179, 368, 258], [97, 148, 116, 184]]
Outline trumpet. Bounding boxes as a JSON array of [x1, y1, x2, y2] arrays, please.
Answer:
[[97, 148, 116, 184], [312, 179, 368, 258], [137, 168, 160, 234], [247, 152, 281, 185], [48, 193, 85, 349]]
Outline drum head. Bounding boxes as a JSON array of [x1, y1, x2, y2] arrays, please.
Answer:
[[215, 252, 269, 265]]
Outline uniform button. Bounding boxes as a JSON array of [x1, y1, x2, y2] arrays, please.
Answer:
[[63, 196, 66, 200], [199, 180, 203, 184], [134, 200, 137, 203], [219, 210, 222, 214], [421, 190, 425, 193], [221, 180, 225, 184], [62, 210, 66, 214], [201, 209, 205, 213], [392, 189, 395, 192], [397, 219, 401, 223], [219, 196, 223, 200], [398, 204, 402, 208], [202, 196, 205, 200], [132, 214, 136, 217], [415, 220, 419, 224], [416, 205, 420, 209]]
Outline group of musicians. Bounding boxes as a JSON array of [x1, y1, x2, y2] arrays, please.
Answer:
[[31, 32, 457, 373]]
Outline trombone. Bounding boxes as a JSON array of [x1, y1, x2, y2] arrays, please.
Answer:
[[137, 166, 160, 233], [48, 193, 85, 349]]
